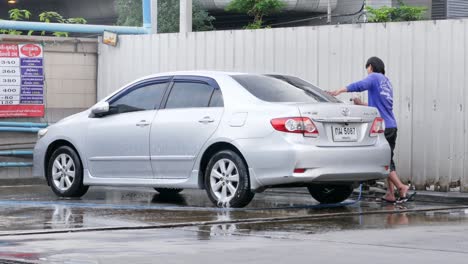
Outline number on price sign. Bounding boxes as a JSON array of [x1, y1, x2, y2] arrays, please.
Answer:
[[2, 88, 18, 93], [0, 58, 19, 66], [3, 69, 14, 74], [0, 67, 19, 76], [0, 77, 20, 85]]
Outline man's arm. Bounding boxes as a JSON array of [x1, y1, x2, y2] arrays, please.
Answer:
[[328, 74, 374, 96], [328, 87, 347, 96]]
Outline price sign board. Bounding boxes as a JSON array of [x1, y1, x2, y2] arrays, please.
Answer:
[[0, 43, 45, 118]]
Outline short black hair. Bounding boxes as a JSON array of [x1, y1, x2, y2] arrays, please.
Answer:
[[365, 57, 385, 75]]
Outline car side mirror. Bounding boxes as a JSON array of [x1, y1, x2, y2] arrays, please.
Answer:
[[90, 102, 110, 117]]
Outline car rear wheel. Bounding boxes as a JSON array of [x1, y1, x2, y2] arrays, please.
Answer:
[[307, 184, 354, 204], [47, 146, 89, 197], [154, 188, 183, 195], [205, 150, 254, 208]]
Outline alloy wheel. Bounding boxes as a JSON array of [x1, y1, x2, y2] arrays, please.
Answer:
[[210, 159, 239, 203], [52, 153, 76, 191]]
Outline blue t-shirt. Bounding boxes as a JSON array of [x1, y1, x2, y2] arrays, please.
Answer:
[[347, 73, 397, 129]]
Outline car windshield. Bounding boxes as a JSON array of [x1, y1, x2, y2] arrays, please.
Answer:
[[231, 74, 341, 103]]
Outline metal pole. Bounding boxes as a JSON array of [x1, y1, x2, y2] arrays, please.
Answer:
[[0, 127, 42, 133], [142, 0, 152, 31], [327, 0, 332, 24], [180, 0, 193, 33], [362, 0, 368, 23], [0, 20, 150, 34], [151, 0, 158, 34], [0, 150, 34, 156], [0, 162, 33, 168], [0, 122, 48, 128]]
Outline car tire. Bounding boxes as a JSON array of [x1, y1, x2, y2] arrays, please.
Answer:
[[154, 188, 183, 195], [307, 184, 354, 204], [204, 150, 254, 208], [47, 146, 89, 197]]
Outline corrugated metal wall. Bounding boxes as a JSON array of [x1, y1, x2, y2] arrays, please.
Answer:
[[432, 0, 447, 19], [448, 0, 468, 18], [433, 0, 468, 19], [98, 19, 468, 192]]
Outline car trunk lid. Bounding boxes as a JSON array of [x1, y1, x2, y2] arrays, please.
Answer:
[[293, 103, 381, 147]]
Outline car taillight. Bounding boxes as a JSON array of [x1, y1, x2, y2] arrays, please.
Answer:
[[270, 117, 319, 137], [370, 117, 385, 137]]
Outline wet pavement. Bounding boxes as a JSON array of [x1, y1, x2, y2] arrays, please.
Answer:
[[1, 184, 468, 263]]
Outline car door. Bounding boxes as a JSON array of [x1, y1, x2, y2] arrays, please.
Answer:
[[150, 76, 224, 179], [85, 78, 170, 179]]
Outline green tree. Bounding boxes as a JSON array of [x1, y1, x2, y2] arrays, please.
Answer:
[[0, 9, 31, 35], [116, 0, 143, 27], [0, 8, 87, 36], [8, 9, 31, 21], [226, 0, 285, 29], [158, 0, 215, 33], [38, 11, 87, 37], [366, 1, 426, 23], [115, 0, 215, 33]]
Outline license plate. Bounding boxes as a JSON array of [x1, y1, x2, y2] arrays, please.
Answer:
[[332, 125, 358, 142]]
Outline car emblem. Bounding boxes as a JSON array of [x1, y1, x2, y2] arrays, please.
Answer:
[[341, 108, 350, 116]]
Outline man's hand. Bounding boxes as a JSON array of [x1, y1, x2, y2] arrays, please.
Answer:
[[327, 87, 347, 97], [353, 97, 365, 105]]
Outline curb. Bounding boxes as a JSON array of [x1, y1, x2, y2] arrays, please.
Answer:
[[0, 177, 46, 186], [266, 187, 468, 205]]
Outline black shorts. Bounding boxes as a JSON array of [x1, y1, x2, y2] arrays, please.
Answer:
[[384, 128, 397, 172]]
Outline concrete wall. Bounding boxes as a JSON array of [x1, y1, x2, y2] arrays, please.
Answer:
[[0, 35, 98, 181], [97, 19, 468, 192]]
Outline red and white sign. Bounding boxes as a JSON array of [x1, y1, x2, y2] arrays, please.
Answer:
[[0, 43, 45, 118], [0, 44, 19, 57], [0, 105, 44, 118], [19, 44, 43, 58]]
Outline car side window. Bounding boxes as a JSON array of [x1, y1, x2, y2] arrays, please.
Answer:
[[110, 82, 168, 114], [165, 82, 215, 109], [209, 89, 224, 107]]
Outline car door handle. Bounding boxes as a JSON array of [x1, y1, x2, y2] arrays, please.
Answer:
[[199, 117, 215, 124], [136, 120, 150, 127]]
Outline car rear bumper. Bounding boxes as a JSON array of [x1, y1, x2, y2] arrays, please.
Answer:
[[234, 132, 391, 189]]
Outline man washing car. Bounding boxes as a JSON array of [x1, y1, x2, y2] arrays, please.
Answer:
[[328, 57, 415, 203]]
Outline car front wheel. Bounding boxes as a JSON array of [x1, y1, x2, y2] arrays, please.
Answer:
[[307, 184, 354, 204], [47, 146, 89, 197], [205, 150, 254, 208]]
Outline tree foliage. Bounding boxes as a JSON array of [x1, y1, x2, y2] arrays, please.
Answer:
[[115, 0, 215, 33], [0, 8, 86, 36], [116, 0, 143, 27], [226, 0, 285, 29], [158, 0, 215, 33], [366, 1, 427, 23]]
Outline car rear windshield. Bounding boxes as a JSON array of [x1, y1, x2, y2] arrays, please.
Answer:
[[231, 74, 341, 103]]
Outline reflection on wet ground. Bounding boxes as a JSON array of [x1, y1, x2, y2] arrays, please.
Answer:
[[0, 185, 467, 234], [2, 184, 468, 263]]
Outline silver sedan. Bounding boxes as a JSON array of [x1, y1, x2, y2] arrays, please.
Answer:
[[33, 71, 390, 207]]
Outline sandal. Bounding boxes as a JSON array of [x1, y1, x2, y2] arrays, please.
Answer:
[[380, 197, 397, 203], [396, 192, 417, 204]]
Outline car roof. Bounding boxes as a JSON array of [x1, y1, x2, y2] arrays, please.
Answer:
[[138, 70, 249, 80]]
